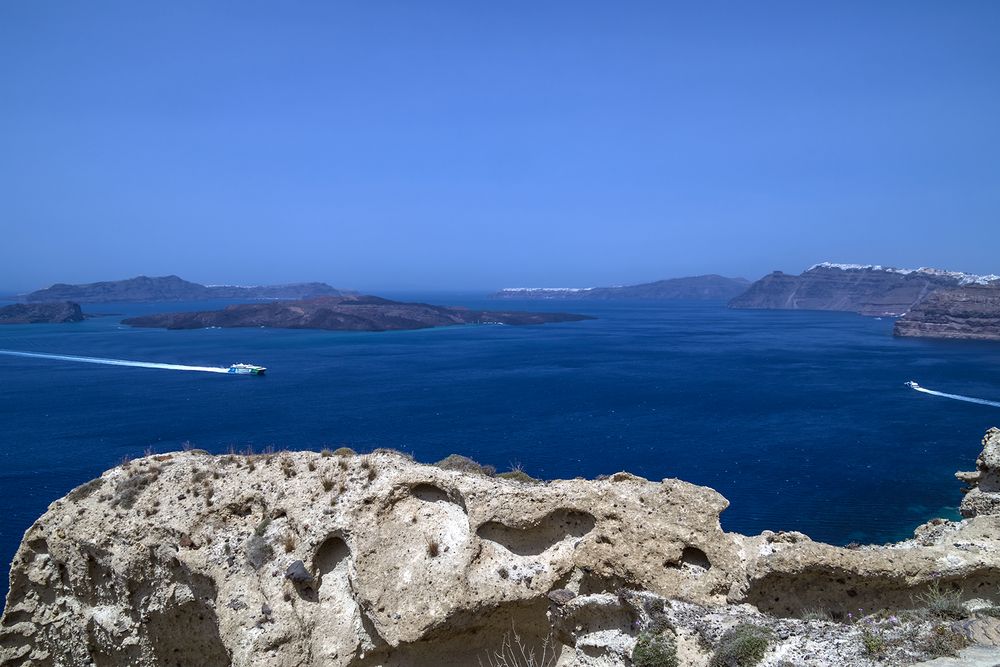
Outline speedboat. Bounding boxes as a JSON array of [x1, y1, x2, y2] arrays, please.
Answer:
[[905, 380, 919, 389], [228, 363, 266, 376]]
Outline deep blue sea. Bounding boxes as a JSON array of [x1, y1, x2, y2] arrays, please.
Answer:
[[2, 295, 1000, 602]]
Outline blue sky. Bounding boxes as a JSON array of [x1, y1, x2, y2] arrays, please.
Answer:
[[2, 1, 998, 292]]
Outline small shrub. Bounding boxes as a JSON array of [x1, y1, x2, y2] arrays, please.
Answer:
[[632, 631, 678, 667], [426, 538, 440, 557], [321, 475, 335, 492], [320, 448, 333, 457], [111, 470, 159, 509], [709, 624, 772, 667], [914, 580, 967, 620], [307, 461, 316, 471], [800, 608, 833, 622], [917, 623, 970, 658], [435, 454, 496, 476], [332, 447, 356, 457], [281, 531, 296, 553], [372, 447, 414, 460], [497, 463, 540, 484], [860, 625, 887, 657]]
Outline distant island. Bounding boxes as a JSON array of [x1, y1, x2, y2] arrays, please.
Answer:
[[122, 295, 593, 332], [493, 275, 750, 300], [24, 275, 349, 303], [0, 301, 84, 324], [729, 262, 1000, 317]]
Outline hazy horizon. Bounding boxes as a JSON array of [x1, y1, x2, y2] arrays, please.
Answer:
[[3, 2, 999, 293]]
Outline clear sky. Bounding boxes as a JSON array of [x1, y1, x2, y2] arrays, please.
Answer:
[[2, 1, 998, 293]]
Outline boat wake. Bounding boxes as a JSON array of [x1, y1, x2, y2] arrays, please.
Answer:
[[908, 383, 1000, 408], [0, 349, 231, 374]]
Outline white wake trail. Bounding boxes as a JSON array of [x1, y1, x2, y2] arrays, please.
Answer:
[[910, 385, 1000, 408], [0, 349, 230, 374]]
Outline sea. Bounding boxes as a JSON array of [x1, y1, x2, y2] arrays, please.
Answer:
[[2, 295, 1000, 603]]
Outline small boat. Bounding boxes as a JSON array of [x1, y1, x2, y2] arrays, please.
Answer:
[[228, 363, 266, 376], [905, 380, 919, 389]]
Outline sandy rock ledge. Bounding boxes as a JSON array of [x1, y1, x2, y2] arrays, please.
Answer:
[[4, 431, 1000, 666]]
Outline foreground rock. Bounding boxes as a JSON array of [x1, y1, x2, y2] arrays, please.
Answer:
[[0, 301, 84, 324], [729, 263, 1000, 317], [25, 275, 348, 303], [6, 431, 1000, 665], [493, 275, 750, 300], [894, 286, 1000, 341], [121, 295, 593, 331]]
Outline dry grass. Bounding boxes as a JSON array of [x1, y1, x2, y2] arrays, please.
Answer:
[[480, 626, 557, 667], [281, 531, 297, 553], [426, 538, 440, 558]]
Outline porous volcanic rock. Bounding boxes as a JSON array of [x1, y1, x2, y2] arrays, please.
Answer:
[[0, 301, 84, 324], [121, 295, 593, 331], [4, 433, 1000, 665], [894, 286, 1000, 341]]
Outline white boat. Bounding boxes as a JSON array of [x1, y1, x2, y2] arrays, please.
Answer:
[[228, 363, 266, 376], [905, 380, 919, 389]]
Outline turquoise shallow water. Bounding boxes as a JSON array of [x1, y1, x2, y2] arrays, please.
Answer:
[[2, 295, 999, 601]]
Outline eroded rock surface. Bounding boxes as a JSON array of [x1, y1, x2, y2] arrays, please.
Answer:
[[4, 431, 1000, 666], [895, 286, 1000, 341]]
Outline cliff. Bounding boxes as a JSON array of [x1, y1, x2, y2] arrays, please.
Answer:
[[121, 296, 593, 331], [894, 285, 1000, 341], [494, 275, 750, 300], [0, 301, 84, 324], [729, 263, 1000, 317], [5, 431, 1000, 666], [25, 276, 347, 303]]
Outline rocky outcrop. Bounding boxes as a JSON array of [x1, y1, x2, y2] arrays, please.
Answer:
[[121, 296, 593, 331], [494, 275, 750, 300], [5, 432, 1000, 666], [25, 276, 348, 303], [894, 286, 1000, 341], [0, 301, 84, 324], [729, 263, 1000, 317], [957, 428, 1000, 517]]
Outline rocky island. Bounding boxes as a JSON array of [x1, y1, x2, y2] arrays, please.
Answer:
[[0, 301, 84, 324], [729, 263, 1000, 316], [494, 275, 750, 300], [25, 276, 349, 303], [122, 295, 592, 331], [5, 430, 1000, 665], [894, 285, 1000, 341]]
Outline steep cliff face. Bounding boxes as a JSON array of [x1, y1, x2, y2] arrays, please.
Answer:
[[0, 301, 84, 324], [894, 286, 1000, 341], [729, 264, 1000, 316], [494, 275, 750, 300], [6, 433, 1000, 666]]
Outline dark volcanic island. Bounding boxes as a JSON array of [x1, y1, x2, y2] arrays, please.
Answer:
[[122, 295, 593, 331], [0, 301, 84, 324]]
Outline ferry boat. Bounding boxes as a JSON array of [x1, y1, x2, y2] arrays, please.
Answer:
[[228, 363, 266, 376], [905, 380, 919, 389]]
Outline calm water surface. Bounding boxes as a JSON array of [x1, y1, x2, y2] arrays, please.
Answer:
[[2, 295, 999, 601]]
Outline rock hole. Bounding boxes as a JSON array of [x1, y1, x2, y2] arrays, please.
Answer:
[[411, 483, 465, 511], [477, 509, 596, 557], [680, 546, 711, 570]]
